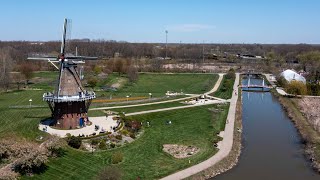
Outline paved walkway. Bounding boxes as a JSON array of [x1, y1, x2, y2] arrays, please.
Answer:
[[276, 87, 288, 96], [90, 74, 224, 111], [39, 116, 118, 137], [160, 73, 240, 180], [263, 73, 277, 87]]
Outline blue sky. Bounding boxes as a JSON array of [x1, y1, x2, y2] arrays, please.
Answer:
[[1, 0, 320, 43]]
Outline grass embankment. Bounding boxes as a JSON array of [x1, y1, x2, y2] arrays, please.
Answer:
[[211, 74, 235, 99], [274, 92, 320, 172], [89, 101, 189, 117], [96, 73, 218, 98], [23, 104, 229, 180]]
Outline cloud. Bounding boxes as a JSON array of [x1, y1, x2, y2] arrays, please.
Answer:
[[166, 24, 216, 32]]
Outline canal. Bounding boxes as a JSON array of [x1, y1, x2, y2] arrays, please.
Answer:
[[214, 78, 319, 180]]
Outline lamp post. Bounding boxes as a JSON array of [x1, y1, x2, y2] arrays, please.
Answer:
[[126, 95, 129, 102], [149, 93, 152, 99], [29, 99, 32, 108]]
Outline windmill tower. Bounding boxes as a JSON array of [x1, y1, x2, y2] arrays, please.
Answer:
[[28, 19, 97, 129]]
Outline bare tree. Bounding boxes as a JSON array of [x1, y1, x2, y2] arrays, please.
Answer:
[[0, 47, 13, 92], [114, 58, 124, 76], [127, 65, 138, 83], [19, 62, 34, 85]]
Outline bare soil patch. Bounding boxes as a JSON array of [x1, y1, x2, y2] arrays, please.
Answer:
[[111, 78, 126, 88], [297, 97, 320, 133], [163, 144, 200, 159]]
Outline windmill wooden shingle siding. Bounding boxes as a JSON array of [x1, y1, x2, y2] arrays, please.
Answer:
[[28, 19, 97, 129]]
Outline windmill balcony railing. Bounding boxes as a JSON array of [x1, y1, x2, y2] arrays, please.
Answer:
[[43, 92, 96, 102]]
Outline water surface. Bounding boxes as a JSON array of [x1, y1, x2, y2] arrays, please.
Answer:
[[214, 78, 319, 180]]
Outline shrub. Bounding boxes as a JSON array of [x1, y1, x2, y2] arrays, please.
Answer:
[[285, 81, 307, 95], [99, 140, 107, 150], [276, 76, 288, 87], [115, 135, 122, 140], [45, 136, 66, 157], [307, 83, 320, 96], [97, 166, 122, 180], [111, 151, 123, 164], [125, 120, 142, 132], [212, 136, 223, 144], [67, 136, 82, 149], [110, 143, 116, 148], [120, 129, 129, 136], [225, 68, 235, 79], [129, 133, 136, 139], [91, 139, 100, 146], [13, 150, 48, 174]]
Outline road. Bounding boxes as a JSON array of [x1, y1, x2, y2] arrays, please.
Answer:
[[160, 73, 240, 180]]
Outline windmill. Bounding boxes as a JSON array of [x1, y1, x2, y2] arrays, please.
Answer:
[[28, 19, 97, 129]]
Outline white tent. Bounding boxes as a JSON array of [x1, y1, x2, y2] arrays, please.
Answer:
[[280, 69, 306, 84]]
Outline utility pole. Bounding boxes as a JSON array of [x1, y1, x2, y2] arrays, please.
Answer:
[[202, 40, 205, 64], [165, 30, 168, 59]]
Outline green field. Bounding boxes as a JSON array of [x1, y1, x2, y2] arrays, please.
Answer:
[[88, 101, 189, 117], [22, 104, 229, 180], [0, 90, 50, 140], [28, 72, 218, 99], [96, 73, 218, 98], [0, 73, 218, 140], [0, 72, 229, 179]]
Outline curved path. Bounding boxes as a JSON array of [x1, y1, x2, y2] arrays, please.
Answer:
[[90, 73, 224, 111], [160, 73, 240, 180]]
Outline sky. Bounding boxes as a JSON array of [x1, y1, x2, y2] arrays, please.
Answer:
[[1, 0, 320, 44]]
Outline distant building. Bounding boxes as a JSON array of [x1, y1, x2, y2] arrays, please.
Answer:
[[280, 69, 306, 84], [114, 52, 122, 58]]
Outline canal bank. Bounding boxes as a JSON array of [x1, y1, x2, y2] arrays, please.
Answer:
[[213, 78, 320, 179], [273, 92, 320, 173], [189, 87, 243, 179], [187, 93, 242, 180]]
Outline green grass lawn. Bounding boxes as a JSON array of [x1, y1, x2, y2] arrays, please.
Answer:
[[88, 101, 189, 117], [0, 73, 218, 140], [29, 71, 59, 90], [0, 72, 228, 179], [90, 95, 187, 108], [0, 90, 50, 140], [95, 73, 218, 98], [211, 75, 235, 99], [23, 104, 229, 180], [27, 71, 218, 99]]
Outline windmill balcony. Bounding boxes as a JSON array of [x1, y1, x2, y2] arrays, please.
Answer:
[[43, 91, 96, 102]]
